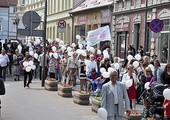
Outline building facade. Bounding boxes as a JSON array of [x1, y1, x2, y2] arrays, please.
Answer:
[[112, 0, 170, 63], [0, 8, 9, 40], [17, 0, 45, 42], [70, 0, 113, 50], [47, 0, 75, 44], [0, 0, 18, 40]]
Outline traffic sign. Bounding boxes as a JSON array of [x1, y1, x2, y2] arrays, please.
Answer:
[[18, 29, 43, 36], [58, 20, 66, 29], [149, 19, 163, 33], [57, 28, 66, 33], [22, 11, 41, 29]]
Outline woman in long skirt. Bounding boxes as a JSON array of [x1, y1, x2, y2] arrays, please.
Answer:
[[66, 52, 80, 86]]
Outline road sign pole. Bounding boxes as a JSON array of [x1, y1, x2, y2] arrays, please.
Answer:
[[30, 11, 33, 41], [42, 0, 47, 87], [144, 0, 148, 54]]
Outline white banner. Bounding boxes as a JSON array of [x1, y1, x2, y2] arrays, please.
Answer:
[[86, 25, 111, 46]]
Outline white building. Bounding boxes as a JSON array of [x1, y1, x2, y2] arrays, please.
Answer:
[[16, 0, 45, 42]]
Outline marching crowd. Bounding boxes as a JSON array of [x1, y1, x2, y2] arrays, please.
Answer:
[[0, 37, 170, 120]]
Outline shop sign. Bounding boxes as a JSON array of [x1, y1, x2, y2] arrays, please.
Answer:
[[101, 9, 111, 23], [77, 15, 87, 25]]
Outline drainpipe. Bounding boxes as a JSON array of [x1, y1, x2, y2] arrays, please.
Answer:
[[109, 2, 114, 53], [69, 13, 74, 44], [8, 8, 9, 40]]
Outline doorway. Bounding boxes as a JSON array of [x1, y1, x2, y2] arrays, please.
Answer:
[[116, 31, 129, 59], [133, 24, 140, 50]]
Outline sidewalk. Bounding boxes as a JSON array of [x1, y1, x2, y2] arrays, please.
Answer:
[[5, 75, 144, 114]]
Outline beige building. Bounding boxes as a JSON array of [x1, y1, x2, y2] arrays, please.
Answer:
[[17, 0, 81, 44], [47, 0, 75, 44], [70, 0, 113, 50]]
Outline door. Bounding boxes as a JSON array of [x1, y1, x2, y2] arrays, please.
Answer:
[[116, 31, 129, 59]]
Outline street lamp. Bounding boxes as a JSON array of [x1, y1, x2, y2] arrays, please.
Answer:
[[13, 15, 20, 41]]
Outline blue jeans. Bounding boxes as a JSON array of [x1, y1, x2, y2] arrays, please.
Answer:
[[56, 68, 61, 82], [0, 66, 7, 81], [91, 81, 97, 91]]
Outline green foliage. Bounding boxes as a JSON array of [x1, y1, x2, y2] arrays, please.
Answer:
[[94, 97, 102, 101]]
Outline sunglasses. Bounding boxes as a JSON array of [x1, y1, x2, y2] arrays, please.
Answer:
[[167, 67, 170, 68]]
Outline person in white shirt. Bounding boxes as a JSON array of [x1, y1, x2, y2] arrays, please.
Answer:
[[101, 70, 131, 120], [86, 55, 98, 75], [0, 49, 10, 81]]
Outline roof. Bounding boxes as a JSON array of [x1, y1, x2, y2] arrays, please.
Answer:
[[0, 0, 18, 7], [70, 0, 113, 14]]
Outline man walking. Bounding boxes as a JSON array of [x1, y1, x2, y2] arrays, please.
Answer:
[[39, 51, 49, 80], [0, 49, 10, 81], [101, 70, 131, 120]]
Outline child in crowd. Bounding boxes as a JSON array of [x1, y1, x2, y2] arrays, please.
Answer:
[[163, 86, 170, 120]]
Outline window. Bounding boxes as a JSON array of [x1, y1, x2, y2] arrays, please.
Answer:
[[9, 6, 14, 13], [118, 2, 122, 10], [159, 19, 170, 63], [162, 19, 170, 31], [115, 2, 122, 12], [160, 33, 168, 63], [75, 25, 85, 42], [125, 0, 131, 9], [22, 0, 26, 4], [67, 0, 70, 9], [135, 0, 141, 7], [148, 0, 152, 5]]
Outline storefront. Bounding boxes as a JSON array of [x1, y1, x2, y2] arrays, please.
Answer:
[[72, 8, 112, 46]]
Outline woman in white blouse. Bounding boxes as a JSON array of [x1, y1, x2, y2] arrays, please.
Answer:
[[122, 65, 139, 111]]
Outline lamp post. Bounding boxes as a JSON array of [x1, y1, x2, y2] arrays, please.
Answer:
[[14, 15, 20, 41], [144, 0, 148, 54], [42, 0, 47, 87]]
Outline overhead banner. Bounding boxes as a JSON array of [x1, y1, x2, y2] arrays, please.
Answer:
[[86, 25, 111, 46]]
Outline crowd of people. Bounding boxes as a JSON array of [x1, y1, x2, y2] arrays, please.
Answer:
[[0, 37, 170, 120]]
